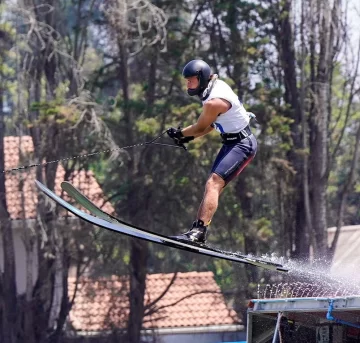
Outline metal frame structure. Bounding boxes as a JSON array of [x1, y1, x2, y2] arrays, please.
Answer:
[[247, 296, 360, 343]]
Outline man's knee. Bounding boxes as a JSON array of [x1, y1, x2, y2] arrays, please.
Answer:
[[206, 173, 225, 190]]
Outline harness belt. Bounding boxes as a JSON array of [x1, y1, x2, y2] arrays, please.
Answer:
[[221, 125, 252, 144]]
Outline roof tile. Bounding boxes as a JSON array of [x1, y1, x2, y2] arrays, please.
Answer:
[[3, 136, 114, 219], [68, 271, 240, 331]]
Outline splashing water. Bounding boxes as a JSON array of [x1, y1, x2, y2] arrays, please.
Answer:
[[257, 255, 360, 299]]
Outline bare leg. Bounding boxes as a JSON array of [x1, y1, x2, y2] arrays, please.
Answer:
[[197, 173, 225, 225]]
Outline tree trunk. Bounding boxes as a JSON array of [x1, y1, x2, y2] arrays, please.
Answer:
[[127, 240, 149, 343], [0, 75, 17, 343], [117, 35, 149, 343], [310, 80, 328, 258], [146, 49, 158, 113], [309, 0, 340, 258], [276, 0, 308, 258], [300, 0, 313, 260]]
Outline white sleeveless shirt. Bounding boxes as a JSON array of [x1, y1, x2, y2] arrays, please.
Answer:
[[202, 79, 249, 134]]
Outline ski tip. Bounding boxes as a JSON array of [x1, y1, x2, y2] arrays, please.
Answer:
[[276, 266, 289, 273]]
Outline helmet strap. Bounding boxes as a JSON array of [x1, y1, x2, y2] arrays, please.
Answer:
[[199, 74, 218, 101]]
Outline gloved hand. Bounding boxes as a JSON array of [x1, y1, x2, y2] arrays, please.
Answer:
[[167, 127, 194, 148], [167, 127, 183, 140]]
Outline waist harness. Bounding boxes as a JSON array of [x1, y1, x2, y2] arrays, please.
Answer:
[[220, 126, 252, 144]]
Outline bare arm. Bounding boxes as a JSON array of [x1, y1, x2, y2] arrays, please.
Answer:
[[181, 98, 230, 137], [181, 125, 214, 138], [196, 125, 214, 137]]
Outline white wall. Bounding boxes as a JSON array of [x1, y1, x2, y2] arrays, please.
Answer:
[[0, 219, 38, 294], [142, 330, 246, 343]]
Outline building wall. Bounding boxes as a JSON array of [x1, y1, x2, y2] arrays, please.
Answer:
[[0, 219, 38, 294], [0, 218, 80, 295], [143, 331, 246, 343], [64, 331, 246, 343]]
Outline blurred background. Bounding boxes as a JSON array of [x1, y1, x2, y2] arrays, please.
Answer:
[[0, 0, 359, 342]]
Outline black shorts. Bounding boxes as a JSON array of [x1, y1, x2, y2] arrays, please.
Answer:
[[211, 134, 257, 184]]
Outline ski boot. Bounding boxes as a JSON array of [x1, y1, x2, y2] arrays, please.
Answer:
[[172, 219, 208, 244]]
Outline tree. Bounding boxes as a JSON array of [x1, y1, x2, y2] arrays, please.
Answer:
[[100, 1, 167, 342], [0, 1, 118, 342], [268, 0, 349, 259], [0, 9, 18, 343]]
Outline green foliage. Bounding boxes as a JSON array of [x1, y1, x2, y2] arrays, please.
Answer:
[[264, 113, 294, 152], [254, 218, 274, 241], [212, 260, 234, 288], [135, 117, 160, 135], [355, 183, 360, 193], [2, 0, 360, 334], [30, 100, 80, 126]]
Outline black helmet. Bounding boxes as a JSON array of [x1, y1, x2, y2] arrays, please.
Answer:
[[182, 59, 212, 96]]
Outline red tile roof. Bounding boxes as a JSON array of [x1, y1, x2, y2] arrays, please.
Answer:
[[4, 136, 114, 219], [68, 271, 240, 331]]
